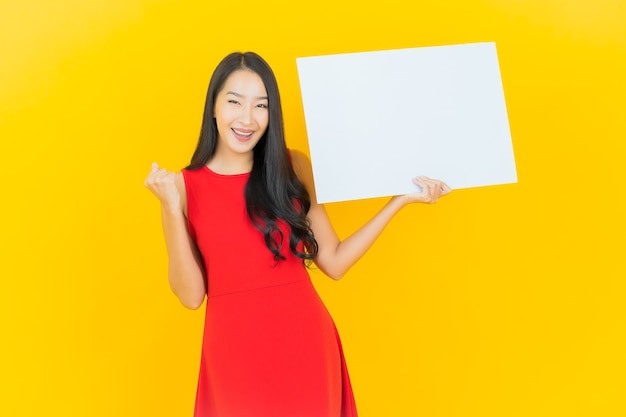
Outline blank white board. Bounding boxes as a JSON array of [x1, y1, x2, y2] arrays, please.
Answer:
[[296, 42, 517, 204]]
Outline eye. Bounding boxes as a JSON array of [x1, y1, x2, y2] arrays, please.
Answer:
[[228, 99, 240, 105], [256, 103, 268, 109]]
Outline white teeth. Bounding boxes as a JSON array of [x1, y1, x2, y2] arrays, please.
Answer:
[[233, 129, 253, 137]]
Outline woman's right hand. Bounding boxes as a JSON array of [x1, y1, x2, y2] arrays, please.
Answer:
[[144, 162, 181, 213]]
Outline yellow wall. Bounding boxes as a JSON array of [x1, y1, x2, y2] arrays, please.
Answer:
[[1, 0, 624, 415]]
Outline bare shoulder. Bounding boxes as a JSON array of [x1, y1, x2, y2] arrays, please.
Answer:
[[174, 171, 186, 191], [289, 149, 317, 204], [290, 149, 312, 178]]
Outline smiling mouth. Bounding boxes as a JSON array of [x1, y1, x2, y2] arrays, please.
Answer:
[[232, 128, 254, 140]]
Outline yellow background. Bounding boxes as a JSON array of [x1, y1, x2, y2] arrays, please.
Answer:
[[1, 0, 624, 415]]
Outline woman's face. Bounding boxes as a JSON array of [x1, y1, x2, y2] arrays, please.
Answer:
[[213, 69, 269, 158]]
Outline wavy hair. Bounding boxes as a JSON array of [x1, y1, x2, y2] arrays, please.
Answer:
[[186, 52, 318, 263]]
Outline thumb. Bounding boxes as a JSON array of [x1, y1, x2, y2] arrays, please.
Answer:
[[412, 177, 425, 193], [150, 162, 159, 173]]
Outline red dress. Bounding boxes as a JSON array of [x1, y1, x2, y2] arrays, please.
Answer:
[[182, 165, 358, 417]]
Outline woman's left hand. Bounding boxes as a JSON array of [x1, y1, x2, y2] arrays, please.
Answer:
[[402, 176, 452, 204]]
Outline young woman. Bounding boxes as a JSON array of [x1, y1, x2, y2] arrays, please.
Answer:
[[144, 52, 450, 417]]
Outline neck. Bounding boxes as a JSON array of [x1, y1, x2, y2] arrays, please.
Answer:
[[206, 150, 253, 175]]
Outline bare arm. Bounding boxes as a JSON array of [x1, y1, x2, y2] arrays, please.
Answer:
[[291, 150, 450, 280], [145, 163, 206, 309]]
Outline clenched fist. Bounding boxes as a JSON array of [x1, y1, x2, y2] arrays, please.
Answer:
[[144, 162, 182, 213]]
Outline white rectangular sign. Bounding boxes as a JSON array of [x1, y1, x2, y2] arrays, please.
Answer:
[[296, 42, 517, 204]]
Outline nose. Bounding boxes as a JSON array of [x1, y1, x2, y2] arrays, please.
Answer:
[[239, 104, 254, 125]]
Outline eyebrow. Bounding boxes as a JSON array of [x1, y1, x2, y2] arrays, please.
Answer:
[[226, 91, 269, 100]]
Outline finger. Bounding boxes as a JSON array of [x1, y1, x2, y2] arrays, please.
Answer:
[[412, 177, 435, 203], [412, 177, 424, 192], [413, 177, 438, 195], [415, 176, 438, 189], [415, 177, 451, 197], [412, 176, 431, 189], [428, 185, 438, 203], [429, 179, 450, 195], [145, 164, 156, 186]]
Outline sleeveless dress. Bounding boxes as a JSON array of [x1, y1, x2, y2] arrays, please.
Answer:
[[182, 165, 358, 417]]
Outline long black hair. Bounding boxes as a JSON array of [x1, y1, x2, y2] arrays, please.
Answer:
[[186, 52, 318, 263]]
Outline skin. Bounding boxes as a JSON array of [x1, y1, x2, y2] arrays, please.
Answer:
[[144, 70, 451, 309], [208, 69, 269, 175]]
